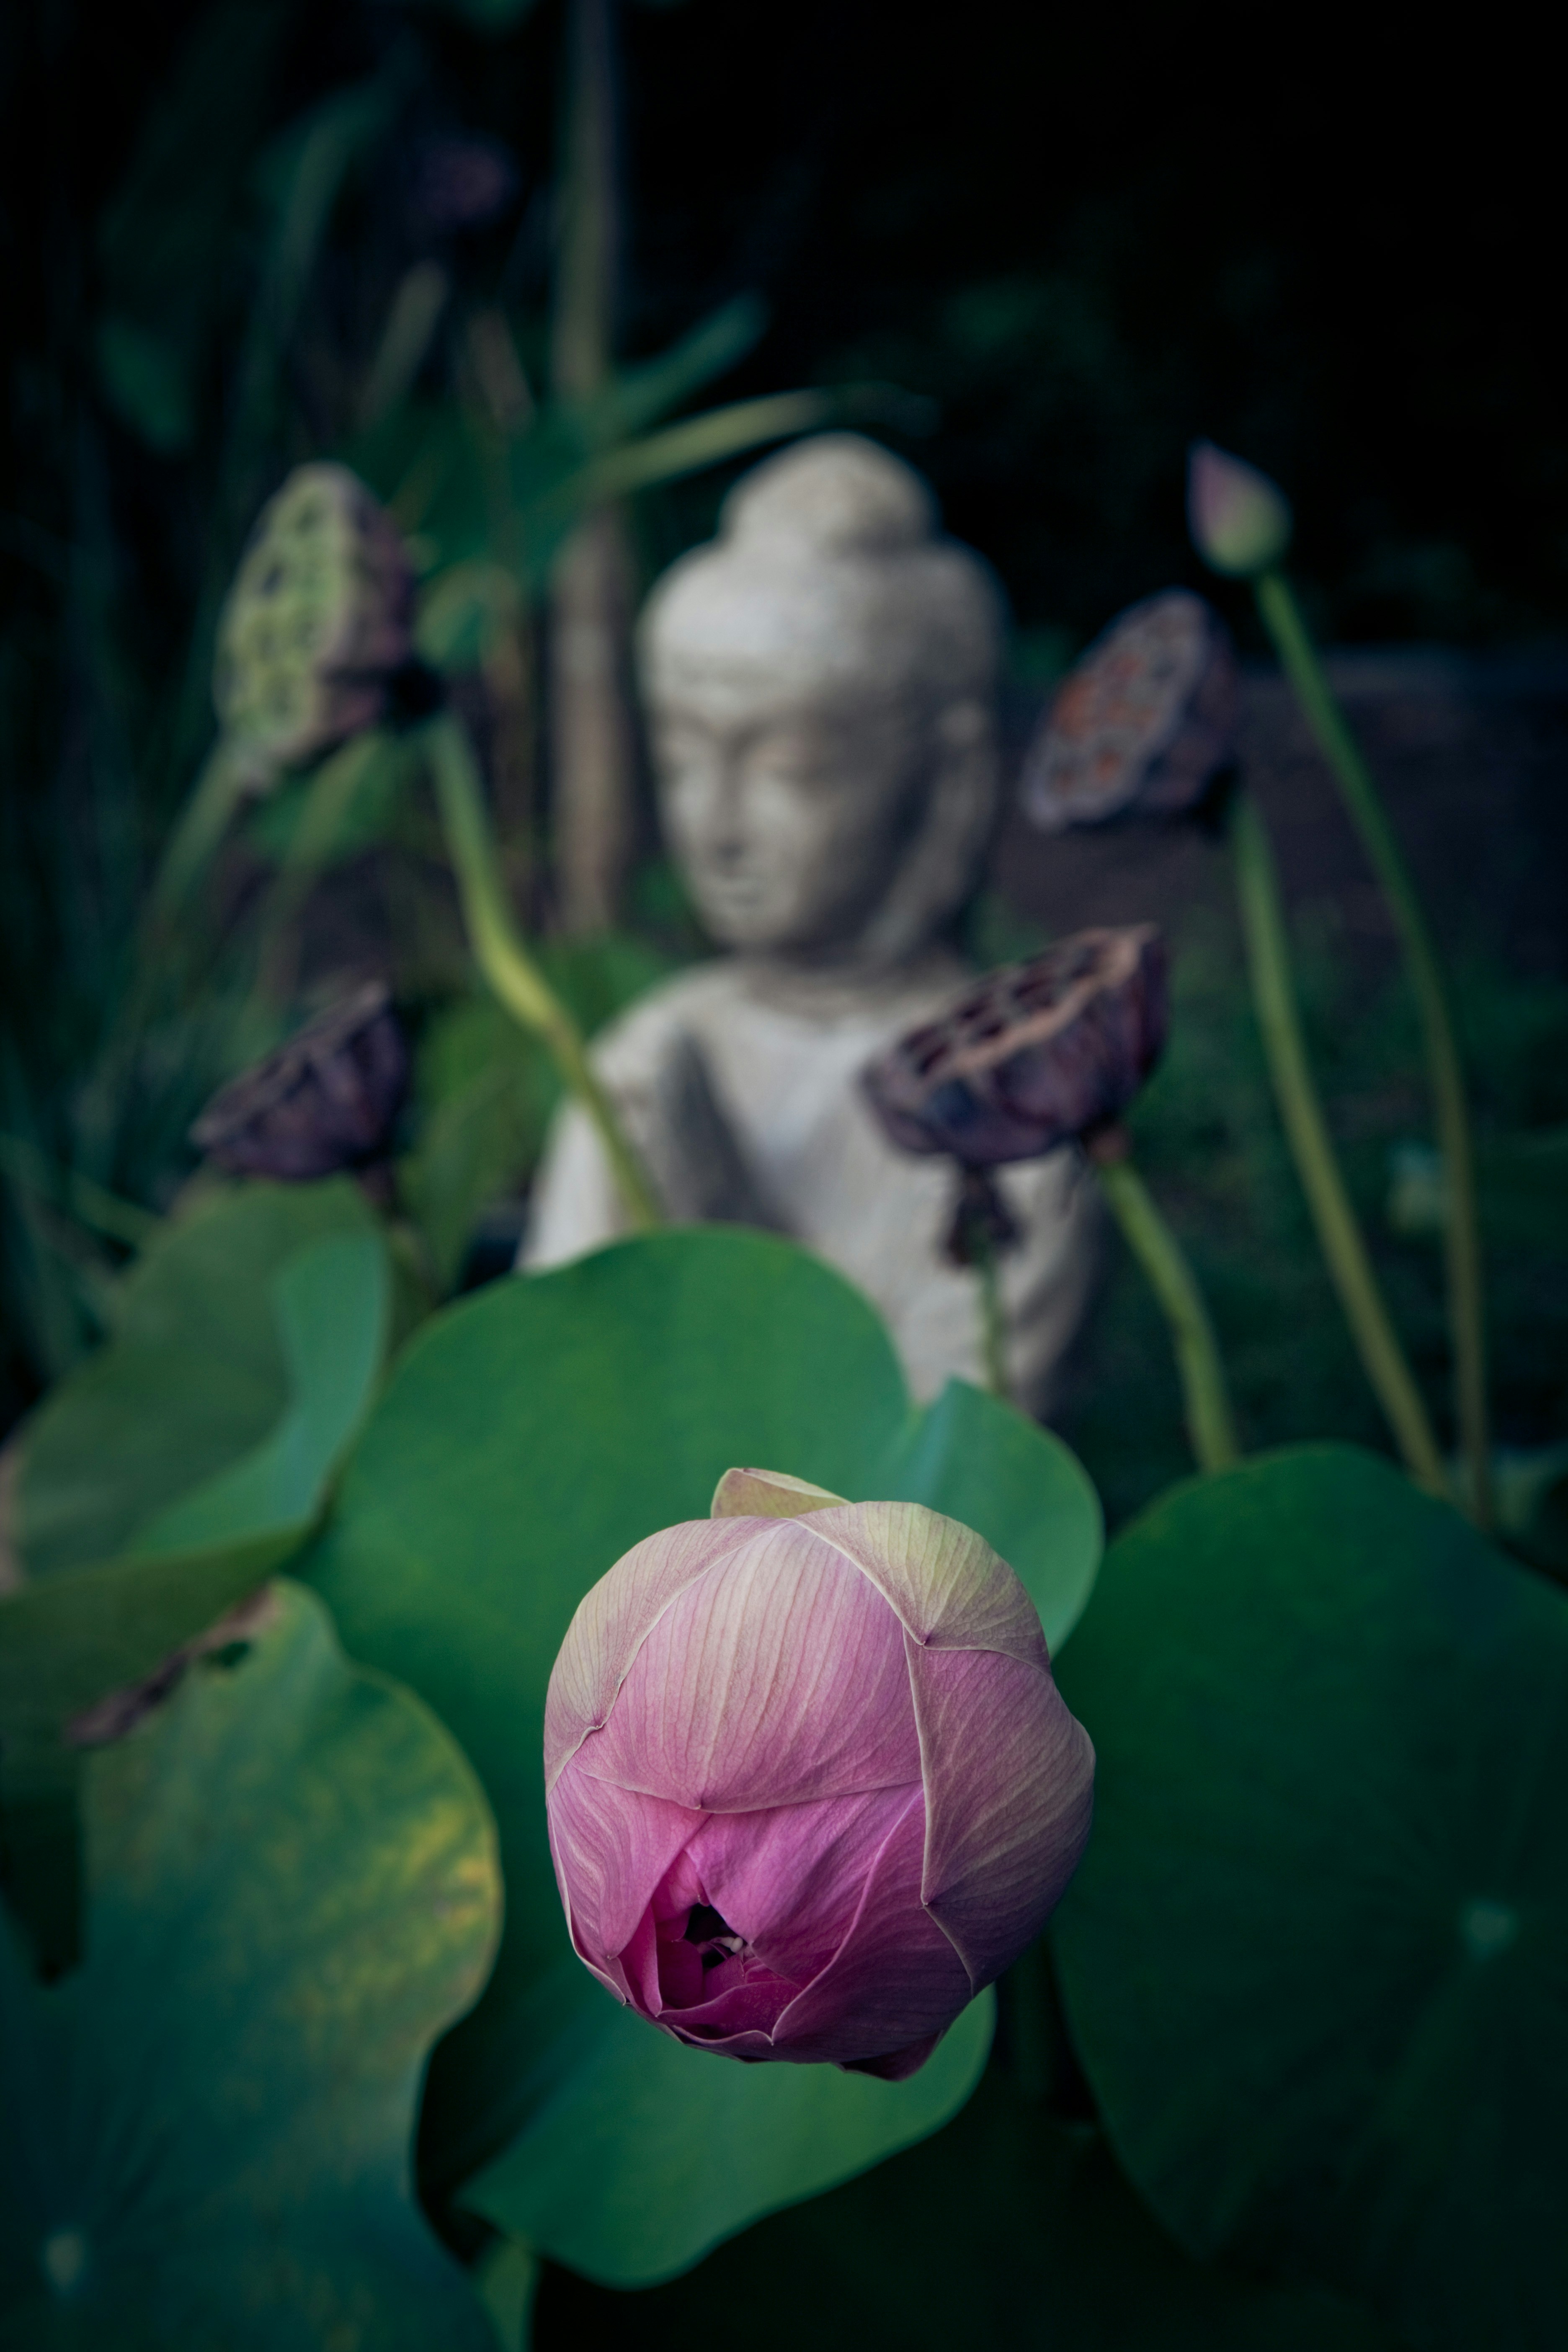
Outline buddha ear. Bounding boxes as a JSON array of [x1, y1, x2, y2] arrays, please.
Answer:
[[859, 696, 999, 967]]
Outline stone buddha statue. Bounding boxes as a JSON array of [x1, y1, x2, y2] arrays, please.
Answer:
[[521, 433, 1100, 1412]]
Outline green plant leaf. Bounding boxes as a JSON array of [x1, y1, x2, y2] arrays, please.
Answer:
[[0, 1214, 391, 1971], [17, 1179, 386, 1578], [1050, 1443, 1568, 2352], [301, 1227, 1101, 2267], [534, 2065, 1398, 2349], [877, 1376, 1102, 1653], [464, 1986, 994, 2289], [0, 1579, 500, 2349]]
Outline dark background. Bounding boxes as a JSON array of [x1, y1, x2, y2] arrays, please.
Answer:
[[5, 0, 1565, 663]]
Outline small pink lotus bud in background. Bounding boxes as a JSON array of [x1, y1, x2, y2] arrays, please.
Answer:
[[544, 1471, 1093, 2079], [862, 926, 1168, 1174], [1021, 591, 1238, 833], [213, 464, 415, 776], [1187, 440, 1294, 578], [190, 981, 408, 1182]]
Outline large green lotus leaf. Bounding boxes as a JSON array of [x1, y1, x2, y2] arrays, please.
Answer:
[[18, 1178, 384, 1577], [302, 1228, 1099, 2238], [0, 1579, 500, 2350], [1050, 1443, 1568, 2352], [1, 1230, 390, 1778], [0, 1230, 390, 1974], [531, 2064, 1397, 2349], [464, 1986, 994, 2289]]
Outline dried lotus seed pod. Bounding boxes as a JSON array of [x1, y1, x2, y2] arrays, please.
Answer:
[[1020, 590, 1238, 833], [189, 981, 408, 1181], [861, 924, 1168, 1170], [212, 464, 415, 774]]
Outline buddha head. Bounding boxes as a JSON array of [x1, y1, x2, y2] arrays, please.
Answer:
[[637, 434, 1005, 970]]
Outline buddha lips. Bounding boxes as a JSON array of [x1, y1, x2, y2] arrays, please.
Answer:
[[543, 1469, 1094, 2079]]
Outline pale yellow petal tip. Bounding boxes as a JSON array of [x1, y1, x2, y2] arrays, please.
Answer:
[[709, 1466, 849, 1520]]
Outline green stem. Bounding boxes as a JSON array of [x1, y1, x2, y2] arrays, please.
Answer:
[[1255, 570, 1489, 1524], [1230, 791, 1447, 1494], [423, 709, 661, 1233], [147, 739, 262, 923], [0, 1133, 161, 1251], [1093, 1150, 1240, 1475], [972, 1232, 1010, 1403]]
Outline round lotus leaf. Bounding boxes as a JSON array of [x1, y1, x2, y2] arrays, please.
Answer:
[[0, 1579, 500, 2349], [1051, 1443, 1568, 2352]]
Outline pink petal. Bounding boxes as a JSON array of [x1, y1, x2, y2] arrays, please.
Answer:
[[768, 1785, 972, 2066], [654, 1952, 801, 2039], [804, 1503, 1050, 1671], [710, 1467, 848, 1519], [845, 2032, 942, 2081], [574, 1520, 919, 1808], [544, 1516, 758, 1788], [547, 1751, 704, 1968], [908, 1640, 1094, 1986], [685, 1782, 924, 1985]]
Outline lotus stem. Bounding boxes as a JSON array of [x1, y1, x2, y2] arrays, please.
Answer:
[[972, 1235, 1011, 1404], [147, 739, 259, 923], [424, 709, 661, 1233], [1229, 791, 1447, 1494], [1253, 570, 1490, 1524], [1090, 1140, 1240, 1475]]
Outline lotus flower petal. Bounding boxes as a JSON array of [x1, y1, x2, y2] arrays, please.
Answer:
[[806, 1501, 1049, 1668], [710, 1467, 848, 1519], [686, 1782, 922, 1985], [575, 1521, 920, 1807], [767, 1788, 970, 2063], [544, 1517, 756, 1786], [547, 1758, 702, 1989], [907, 1643, 1095, 1983]]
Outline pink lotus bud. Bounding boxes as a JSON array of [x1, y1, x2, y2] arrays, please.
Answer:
[[861, 926, 1168, 1171], [1187, 440, 1293, 578], [190, 981, 408, 1181], [544, 1472, 1093, 2080], [1021, 591, 1238, 832], [214, 464, 415, 774]]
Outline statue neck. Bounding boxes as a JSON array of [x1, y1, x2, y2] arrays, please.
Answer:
[[730, 942, 969, 1024]]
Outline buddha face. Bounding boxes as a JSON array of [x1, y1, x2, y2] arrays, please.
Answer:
[[647, 659, 937, 959]]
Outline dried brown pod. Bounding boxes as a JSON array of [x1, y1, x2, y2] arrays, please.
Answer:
[[862, 925, 1168, 1171], [190, 982, 409, 1182], [1020, 590, 1237, 832]]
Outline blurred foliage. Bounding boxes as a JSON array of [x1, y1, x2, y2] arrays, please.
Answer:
[[0, 0, 845, 1420], [1058, 919, 1568, 1534]]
